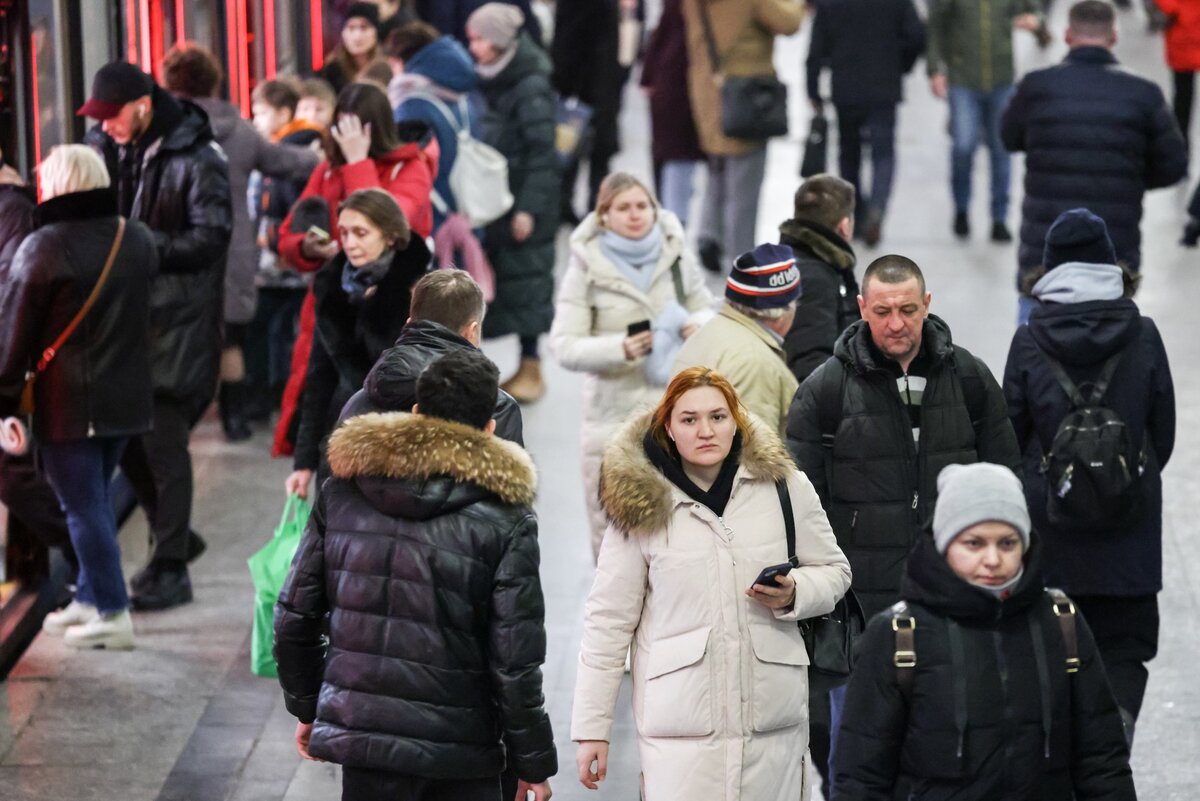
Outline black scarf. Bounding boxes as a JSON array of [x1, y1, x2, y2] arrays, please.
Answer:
[[643, 430, 743, 517]]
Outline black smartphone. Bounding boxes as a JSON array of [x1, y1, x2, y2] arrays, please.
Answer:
[[627, 320, 651, 336], [751, 562, 793, 589]]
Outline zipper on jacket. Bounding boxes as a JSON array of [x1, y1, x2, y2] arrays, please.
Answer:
[[911, 491, 919, 510], [993, 629, 1018, 793]]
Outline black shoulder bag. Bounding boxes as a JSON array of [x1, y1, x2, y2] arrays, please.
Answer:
[[696, 0, 789, 140], [777, 479, 864, 694]]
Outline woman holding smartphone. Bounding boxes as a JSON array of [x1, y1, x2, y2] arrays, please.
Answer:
[[571, 367, 851, 799], [283, 189, 427, 499], [549, 172, 714, 561]]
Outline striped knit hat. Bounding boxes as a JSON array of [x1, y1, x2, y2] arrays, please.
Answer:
[[725, 243, 801, 309]]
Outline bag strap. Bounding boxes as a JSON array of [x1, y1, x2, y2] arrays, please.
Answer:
[[695, 0, 723, 74], [1035, 342, 1124, 408], [891, 600, 917, 696], [775, 479, 800, 569], [401, 90, 464, 135], [36, 217, 126, 373], [818, 362, 848, 450], [669, 257, 686, 306], [951, 346, 989, 432], [1047, 589, 1081, 674]]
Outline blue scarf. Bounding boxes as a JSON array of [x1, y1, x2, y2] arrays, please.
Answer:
[[341, 249, 394, 304], [598, 224, 664, 294]]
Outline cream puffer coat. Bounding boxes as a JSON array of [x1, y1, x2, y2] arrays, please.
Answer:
[[570, 412, 852, 801], [549, 210, 715, 559]]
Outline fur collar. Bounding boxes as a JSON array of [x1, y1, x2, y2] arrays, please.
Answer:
[[327, 412, 536, 506], [779, 218, 856, 272], [598, 411, 796, 536], [34, 188, 119, 228]]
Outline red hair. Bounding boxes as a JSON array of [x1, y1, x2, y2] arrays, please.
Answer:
[[649, 367, 751, 453]]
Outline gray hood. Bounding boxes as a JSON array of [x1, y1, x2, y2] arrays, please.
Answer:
[[1031, 262, 1124, 305]]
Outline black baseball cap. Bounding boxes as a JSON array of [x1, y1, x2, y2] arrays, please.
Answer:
[[77, 61, 154, 120]]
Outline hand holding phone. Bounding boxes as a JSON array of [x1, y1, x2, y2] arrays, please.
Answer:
[[624, 320, 654, 361], [751, 562, 793, 589], [306, 224, 331, 244]]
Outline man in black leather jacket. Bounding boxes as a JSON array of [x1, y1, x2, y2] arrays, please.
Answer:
[[275, 349, 556, 801], [80, 61, 233, 611], [338, 269, 524, 444]]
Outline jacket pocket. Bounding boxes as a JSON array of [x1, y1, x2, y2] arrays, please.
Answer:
[[640, 626, 714, 738], [748, 622, 809, 733]]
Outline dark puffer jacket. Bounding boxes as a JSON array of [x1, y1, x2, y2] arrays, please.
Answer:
[[0, 189, 156, 440], [778, 218, 860, 385], [274, 412, 557, 782], [337, 319, 524, 444], [478, 33, 561, 339], [0, 183, 35, 272], [85, 87, 233, 409], [1003, 297, 1174, 597], [806, 0, 925, 107], [832, 534, 1135, 801], [786, 316, 1020, 618], [1001, 47, 1187, 283], [292, 242, 430, 472]]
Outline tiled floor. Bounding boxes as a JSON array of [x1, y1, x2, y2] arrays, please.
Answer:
[[3, 4, 1200, 800]]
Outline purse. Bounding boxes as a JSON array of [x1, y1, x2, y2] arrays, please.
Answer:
[[696, 0, 789, 140], [799, 114, 829, 178], [776, 480, 865, 693], [19, 217, 126, 416]]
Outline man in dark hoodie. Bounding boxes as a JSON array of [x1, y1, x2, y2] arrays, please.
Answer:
[[779, 174, 861, 385], [81, 61, 233, 611], [275, 348, 556, 801], [339, 269, 523, 443]]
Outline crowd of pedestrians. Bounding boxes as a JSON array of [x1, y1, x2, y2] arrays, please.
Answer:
[[0, 0, 1190, 799]]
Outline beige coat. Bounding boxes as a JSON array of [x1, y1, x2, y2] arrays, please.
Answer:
[[571, 413, 851, 801], [673, 303, 799, 435], [681, 0, 805, 156], [549, 210, 715, 559]]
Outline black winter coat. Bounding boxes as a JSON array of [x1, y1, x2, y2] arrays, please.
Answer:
[[85, 88, 233, 408], [779, 218, 860, 384], [0, 189, 156, 441], [1001, 47, 1187, 282], [293, 242, 430, 472], [1003, 298, 1174, 597], [0, 184, 35, 273], [640, 0, 704, 164], [806, 0, 925, 107], [478, 34, 561, 339], [832, 534, 1135, 801], [786, 317, 1020, 618], [275, 412, 557, 781], [337, 320, 525, 444]]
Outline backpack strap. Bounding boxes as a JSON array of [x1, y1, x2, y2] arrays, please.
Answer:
[[817, 361, 848, 450], [951, 345, 990, 432], [400, 90, 463, 135], [669, 257, 686, 306], [775, 479, 800, 568], [891, 601, 917, 696], [1047, 589, 1081, 674], [1036, 343, 1125, 408]]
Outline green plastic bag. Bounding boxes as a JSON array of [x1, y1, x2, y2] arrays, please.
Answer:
[[248, 493, 311, 678]]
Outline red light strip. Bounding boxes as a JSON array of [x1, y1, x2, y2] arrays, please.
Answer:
[[29, 31, 41, 200], [175, 0, 186, 42], [237, 0, 250, 115], [225, 0, 239, 111], [264, 0, 276, 79], [139, 0, 152, 73], [126, 0, 138, 63], [149, 0, 165, 79], [310, 0, 323, 71]]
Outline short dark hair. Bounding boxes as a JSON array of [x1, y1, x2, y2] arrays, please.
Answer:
[[161, 42, 223, 99], [410, 270, 486, 333], [338, 188, 412, 249], [792, 174, 856, 230], [1068, 0, 1115, 37], [252, 79, 300, 113], [385, 21, 440, 63], [328, 82, 401, 167], [861, 254, 926, 296], [416, 349, 499, 429]]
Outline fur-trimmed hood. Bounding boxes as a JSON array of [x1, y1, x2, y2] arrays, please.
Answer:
[[328, 412, 536, 508], [598, 410, 795, 536]]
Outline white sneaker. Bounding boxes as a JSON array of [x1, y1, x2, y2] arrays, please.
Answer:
[[63, 610, 135, 650], [43, 601, 99, 636]]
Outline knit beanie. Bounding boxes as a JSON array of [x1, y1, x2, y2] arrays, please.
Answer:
[[466, 3, 526, 51], [932, 463, 1031, 554], [725, 243, 801, 310], [343, 2, 381, 33], [1043, 208, 1117, 270]]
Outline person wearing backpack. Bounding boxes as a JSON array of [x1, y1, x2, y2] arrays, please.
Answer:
[[832, 462, 1136, 801], [1003, 208, 1175, 740]]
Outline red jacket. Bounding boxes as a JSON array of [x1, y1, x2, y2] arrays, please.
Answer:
[[272, 139, 438, 457], [1157, 0, 1200, 72]]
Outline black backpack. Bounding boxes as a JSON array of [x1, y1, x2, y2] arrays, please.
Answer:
[[1036, 346, 1145, 529]]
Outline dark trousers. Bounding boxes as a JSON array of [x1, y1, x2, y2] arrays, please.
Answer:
[[119, 396, 197, 562], [1072, 594, 1159, 723], [0, 450, 73, 555], [1174, 70, 1195, 147], [835, 102, 898, 217], [342, 768, 501, 801], [245, 286, 306, 395]]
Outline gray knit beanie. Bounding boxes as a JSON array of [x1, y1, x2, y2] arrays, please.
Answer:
[[466, 3, 525, 51], [933, 463, 1031, 554]]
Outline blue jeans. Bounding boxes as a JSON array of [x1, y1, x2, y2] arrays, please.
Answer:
[[659, 160, 699, 227], [826, 683, 848, 795], [39, 437, 130, 615], [949, 84, 1015, 221], [836, 103, 898, 216]]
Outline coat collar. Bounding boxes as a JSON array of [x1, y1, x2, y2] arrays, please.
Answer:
[[598, 410, 795, 536], [327, 412, 536, 506], [718, 303, 785, 354], [834, 314, 955, 375], [1065, 46, 1118, 66], [569, 209, 685, 288], [779, 218, 856, 272], [33, 188, 119, 228]]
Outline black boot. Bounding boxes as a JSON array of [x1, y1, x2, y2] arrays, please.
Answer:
[[218, 382, 252, 442], [698, 238, 723, 273], [130, 559, 193, 611]]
